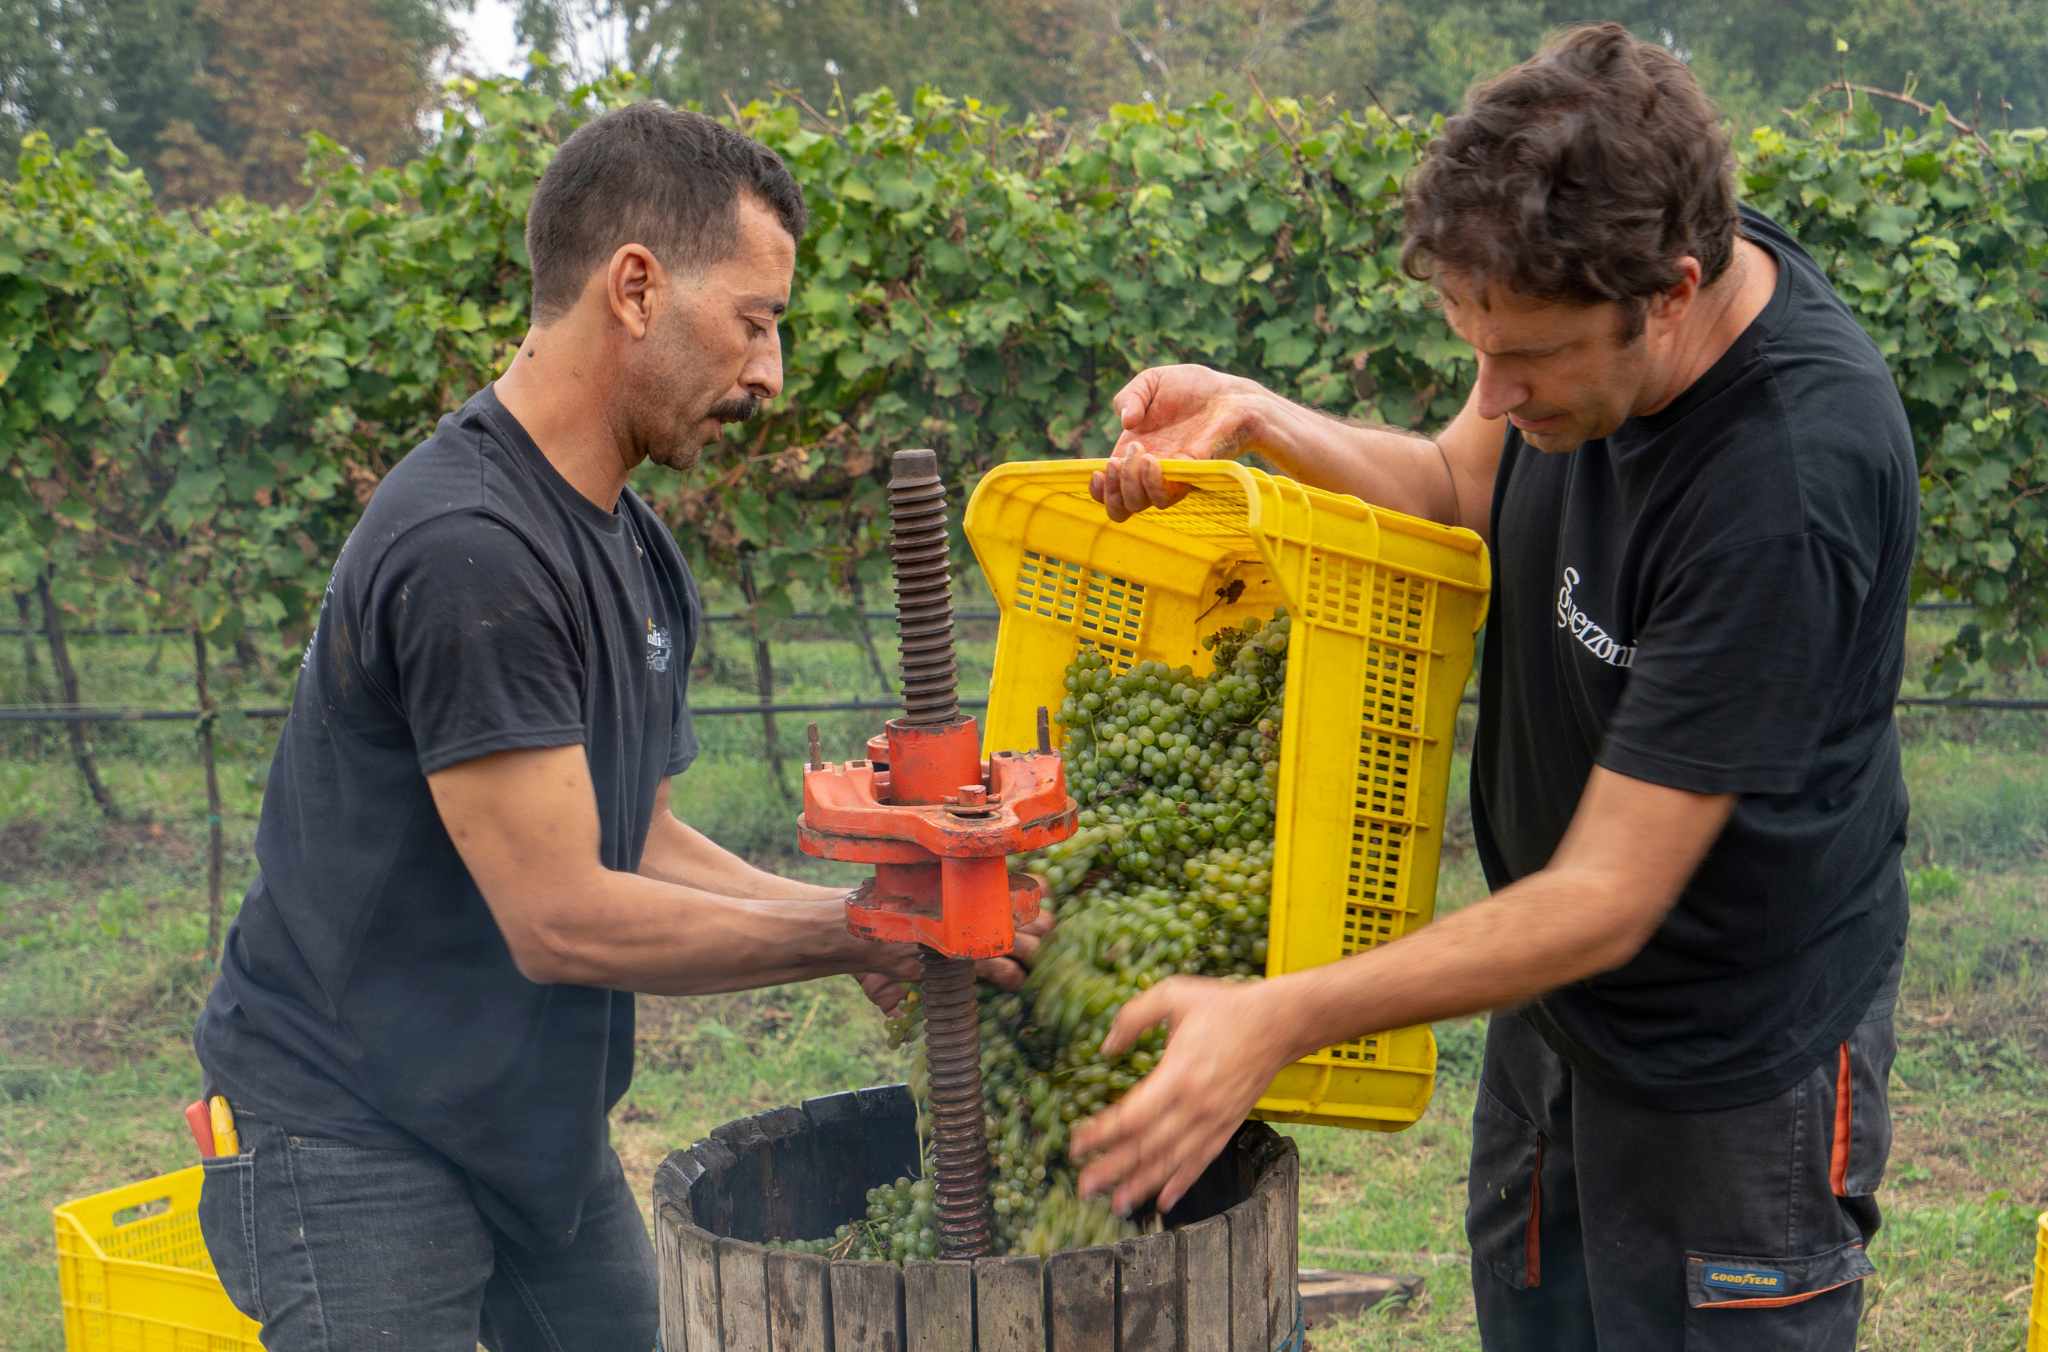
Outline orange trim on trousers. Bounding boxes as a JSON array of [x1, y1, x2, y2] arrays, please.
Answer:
[[1829, 1042, 1853, 1196]]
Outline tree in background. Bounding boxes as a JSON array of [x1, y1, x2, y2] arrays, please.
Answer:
[[500, 0, 634, 89], [10, 0, 2041, 203], [1, 0, 213, 177], [154, 0, 452, 203], [2, 0, 467, 204], [1597, 0, 2048, 131], [506, 0, 1061, 111], [503, 0, 1485, 113], [504, 0, 2047, 132]]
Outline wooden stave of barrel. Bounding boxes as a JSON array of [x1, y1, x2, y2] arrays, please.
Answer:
[[652, 1083, 1302, 1351]]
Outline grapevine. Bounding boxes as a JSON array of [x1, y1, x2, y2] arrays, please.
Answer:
[[782, 611, 1291, 1259]]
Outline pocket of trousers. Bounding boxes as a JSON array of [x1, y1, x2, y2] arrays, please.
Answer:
[[197, 1151, 264, 1324], [1466, 1082, 1546, 1290], [1683, 1239, 1873, 1350]]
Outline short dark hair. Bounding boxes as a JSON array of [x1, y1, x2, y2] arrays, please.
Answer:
[[525, 102, 808, 322], [1400, 23, 1738, 336]]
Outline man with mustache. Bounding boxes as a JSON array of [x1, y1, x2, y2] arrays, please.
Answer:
[[1071, 24, 1913, 1350], [191, 104, 1040, 1350]]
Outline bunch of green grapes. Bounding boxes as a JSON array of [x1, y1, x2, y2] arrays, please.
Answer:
[[785, 613, 1292, 1261]]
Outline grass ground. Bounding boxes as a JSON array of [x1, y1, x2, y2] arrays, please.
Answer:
[[1, 598, 2042, 1350]]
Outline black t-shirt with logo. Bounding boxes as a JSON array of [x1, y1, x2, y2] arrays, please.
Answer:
[[195, 385, 699, 1250], [1471, 208, 1915, 1110]]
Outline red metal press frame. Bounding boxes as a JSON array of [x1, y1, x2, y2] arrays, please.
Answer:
[[794, 448, 1077, 1259], [799, 716, 1073, 959]]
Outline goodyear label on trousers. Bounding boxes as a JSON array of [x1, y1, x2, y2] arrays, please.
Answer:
[[1703, 1265, 1788, 1294]]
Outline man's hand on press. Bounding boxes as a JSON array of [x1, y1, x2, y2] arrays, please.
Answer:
[[1092, 365, 1259, 522], [1069, 974, 1294, 1216], [854, 907, 1056, 1016], [856, 970, 912, 1016]]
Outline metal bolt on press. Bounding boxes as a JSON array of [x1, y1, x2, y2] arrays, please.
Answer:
[[796, 449, 1077, 1258]]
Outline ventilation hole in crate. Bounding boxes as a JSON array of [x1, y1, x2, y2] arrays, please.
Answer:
[[1342, 822, 1406, 951], [1353, 729, 1416, 824], [1159, 487, 1251, 538], [1299, 582, 1428, 1077], [103, 1212, 209, 1268], [1323, 1034, 1380, 1064], [1077, 568, 1145, 672], [1303, 552, 1369, 634], [1014, 550, 1084, 623], [1361, 641, 1424, 734], [1367, 570, 1431, 646], [1054, 484, 1249, 538]]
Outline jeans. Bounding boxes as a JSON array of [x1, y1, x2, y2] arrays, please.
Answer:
[[1466, 962, 1899, 1351], [196, 1116, 657, 1351]]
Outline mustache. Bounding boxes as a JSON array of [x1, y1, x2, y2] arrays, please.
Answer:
[[707, 395, 762, 423]]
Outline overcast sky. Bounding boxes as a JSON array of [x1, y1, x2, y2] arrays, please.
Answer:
[[453, 0, 528, 78], [449, 0, 633, 84]]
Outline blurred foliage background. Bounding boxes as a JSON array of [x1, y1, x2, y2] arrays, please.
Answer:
[[7, 0, 2047, 205]]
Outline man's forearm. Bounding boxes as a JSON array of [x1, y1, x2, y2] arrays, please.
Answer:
[[640, 815, 844, 901], [1267, 865, 1654, 1066], [1264, 770, 1728, 1062], [1239, 383, 1461, 526], [521, 869, 894, 995]]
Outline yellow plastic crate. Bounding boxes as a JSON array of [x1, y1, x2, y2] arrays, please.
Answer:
[[2030, 1210, 2047, 1352], [966, 458, 1490, 1130], [52, 1165, 263, 1351]]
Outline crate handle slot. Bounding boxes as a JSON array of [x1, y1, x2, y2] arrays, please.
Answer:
[[111, 1196, 173, 1227]]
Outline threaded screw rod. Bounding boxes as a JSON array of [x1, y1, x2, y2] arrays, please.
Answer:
[[886, 448, 990, 1258], [887, 449, 959, 726], [920, 948, 995, 1257]]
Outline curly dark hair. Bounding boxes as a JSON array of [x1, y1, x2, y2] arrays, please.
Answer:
[[1400, 23, 1738, 337], [526, 102, 808, 323]]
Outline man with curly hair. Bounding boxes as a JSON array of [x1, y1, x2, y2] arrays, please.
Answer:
[[1071, 24, 1914, 1348]]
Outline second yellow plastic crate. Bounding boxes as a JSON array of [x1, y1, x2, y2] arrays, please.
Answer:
[[966, 458, 1490, 1130], [52, 1165, 263, 1351]]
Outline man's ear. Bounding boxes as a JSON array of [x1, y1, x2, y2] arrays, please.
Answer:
[[1647, 255, 1705, 323], [607, 243, 659, 339]]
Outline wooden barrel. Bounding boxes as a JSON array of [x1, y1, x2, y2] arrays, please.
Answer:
[[653, 1083, 1301, 1351]]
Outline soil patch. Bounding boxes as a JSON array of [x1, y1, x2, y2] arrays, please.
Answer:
[[0, 950, 210, 1073], [633, 987, 817, 1072], [0, 817, 194, 889]]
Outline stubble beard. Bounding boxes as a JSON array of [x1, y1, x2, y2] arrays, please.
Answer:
[[1525, 427, 1588, 455], [642, 396, 760, 473], [638, 400, 701, 472], [647, 438, 701, 473]]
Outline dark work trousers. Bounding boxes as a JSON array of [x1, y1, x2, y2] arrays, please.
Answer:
[[1467, 964, 1899, 1350], [197, 1115, 658, 1352]]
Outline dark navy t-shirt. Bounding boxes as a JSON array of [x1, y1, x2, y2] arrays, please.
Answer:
[[1471, 208, 1915, 1110], [195, 384, 699, 1250]]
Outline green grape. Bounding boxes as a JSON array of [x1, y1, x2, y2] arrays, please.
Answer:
[[772, 613, 1292, 1260], [882, 987, 923, 1047]]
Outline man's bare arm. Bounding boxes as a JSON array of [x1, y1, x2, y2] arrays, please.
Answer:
[[1092, 366, 1506, 541], [1072, 768, 1734, 1212], [1270, 768, 1733, 1051], [427, 746, 915, 994], [1248, 382, 1505, 541], [633, 776, 1051, 1003], [639, 778, 841, 900]]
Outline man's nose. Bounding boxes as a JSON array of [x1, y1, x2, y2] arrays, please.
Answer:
[[1473, 358, 1529, 421], [743, 330, 783, 401]]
